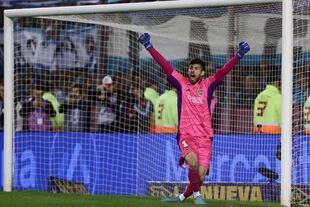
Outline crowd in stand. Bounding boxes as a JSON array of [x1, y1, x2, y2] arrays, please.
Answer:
[[2, 57, 308, 134], [0, 48, 309, 135], [10, 68, 155, 133], [0, 0, 309, 134]]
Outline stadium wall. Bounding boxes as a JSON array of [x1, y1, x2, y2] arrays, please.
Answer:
[[0, 132, 309, 195]]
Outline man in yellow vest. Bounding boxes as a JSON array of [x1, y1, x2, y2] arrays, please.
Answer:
[[254, 70, 281, 134], [144, 85, 160, 133], [144, 85, 160, 108], [154, 88, 178, 133], [254, 69, 281, 182]]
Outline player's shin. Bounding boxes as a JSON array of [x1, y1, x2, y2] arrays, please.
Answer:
[[183, 168, 201, 198], [192, 166, 208, 198]]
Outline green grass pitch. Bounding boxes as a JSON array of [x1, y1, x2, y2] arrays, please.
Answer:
[[0, 191, 283, 207]]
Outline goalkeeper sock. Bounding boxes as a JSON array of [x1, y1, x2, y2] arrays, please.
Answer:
[[193, 191, 201, 198], [178, 194, 185, 201], [183, 168, 200, 198], [192, 180, 203, 193]]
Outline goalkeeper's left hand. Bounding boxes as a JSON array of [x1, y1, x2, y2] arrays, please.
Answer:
[[236, 41, 250, 59]]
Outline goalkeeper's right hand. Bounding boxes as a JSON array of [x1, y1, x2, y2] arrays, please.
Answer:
[[138, 33, 153, 49], [236, 41, 250, 59]]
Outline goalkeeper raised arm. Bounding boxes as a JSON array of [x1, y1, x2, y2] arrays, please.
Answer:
[[139, 33, 250, 205]]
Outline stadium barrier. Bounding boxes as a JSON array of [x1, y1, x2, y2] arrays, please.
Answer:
[[0, 133, 309, 198]]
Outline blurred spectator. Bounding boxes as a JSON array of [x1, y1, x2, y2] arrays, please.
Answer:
[[85, 73, 100, 132], [14, 66, 34, 131], [0, 81, 3, 131], [84, 35, 97, 73], [130, 83, 152, 132], [20, 85, 54, 131], [60, 83, 89, 132], [254, 66, 282, 183], [239, 73, 260, 106], [144, 84, 159, 108], [293, 72, 307, 106], [95, 75, 120, 132], [15, 101, 23, 132], [144, 84, 159, 132], [0, 44, 3, 78], [51, 70, 69, 105], [116, 73, 137, 132], [154, 87, 177, 133], [258, 61, 273, 90], [253, 70, 281, 134], [41, 71, 65, 131], [304, 95, 310, 135]]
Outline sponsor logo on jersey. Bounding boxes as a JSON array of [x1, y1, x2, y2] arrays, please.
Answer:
[[187, 95, 203, 104]]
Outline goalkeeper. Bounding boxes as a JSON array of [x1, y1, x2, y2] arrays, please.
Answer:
[[139, 33, 249, 205]]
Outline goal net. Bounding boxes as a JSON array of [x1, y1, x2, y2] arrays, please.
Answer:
[[4, 0, 309, 205]]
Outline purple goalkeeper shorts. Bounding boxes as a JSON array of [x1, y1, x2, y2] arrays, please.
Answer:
[[179, 135, 213, 169]]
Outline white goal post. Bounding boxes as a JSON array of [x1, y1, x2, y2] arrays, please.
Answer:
[[3, 0, 293, 206]]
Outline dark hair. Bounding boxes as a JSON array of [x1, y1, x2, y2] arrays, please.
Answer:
[[189, 58, 205, 70], [33, 80, 50, 92], [266, 65, 281, 84], [71, 83, 83, 95], [32, 84, 45, 92]]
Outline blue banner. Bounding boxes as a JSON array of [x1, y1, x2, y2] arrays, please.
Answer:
[[0, 133, 309, 195]]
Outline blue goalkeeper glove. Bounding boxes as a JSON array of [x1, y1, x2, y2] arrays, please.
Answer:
[[138, 33, 153, 49], [236, 41, 250, 59]]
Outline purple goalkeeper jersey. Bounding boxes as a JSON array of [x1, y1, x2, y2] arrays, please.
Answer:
[[148, 47, 240, 138]]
